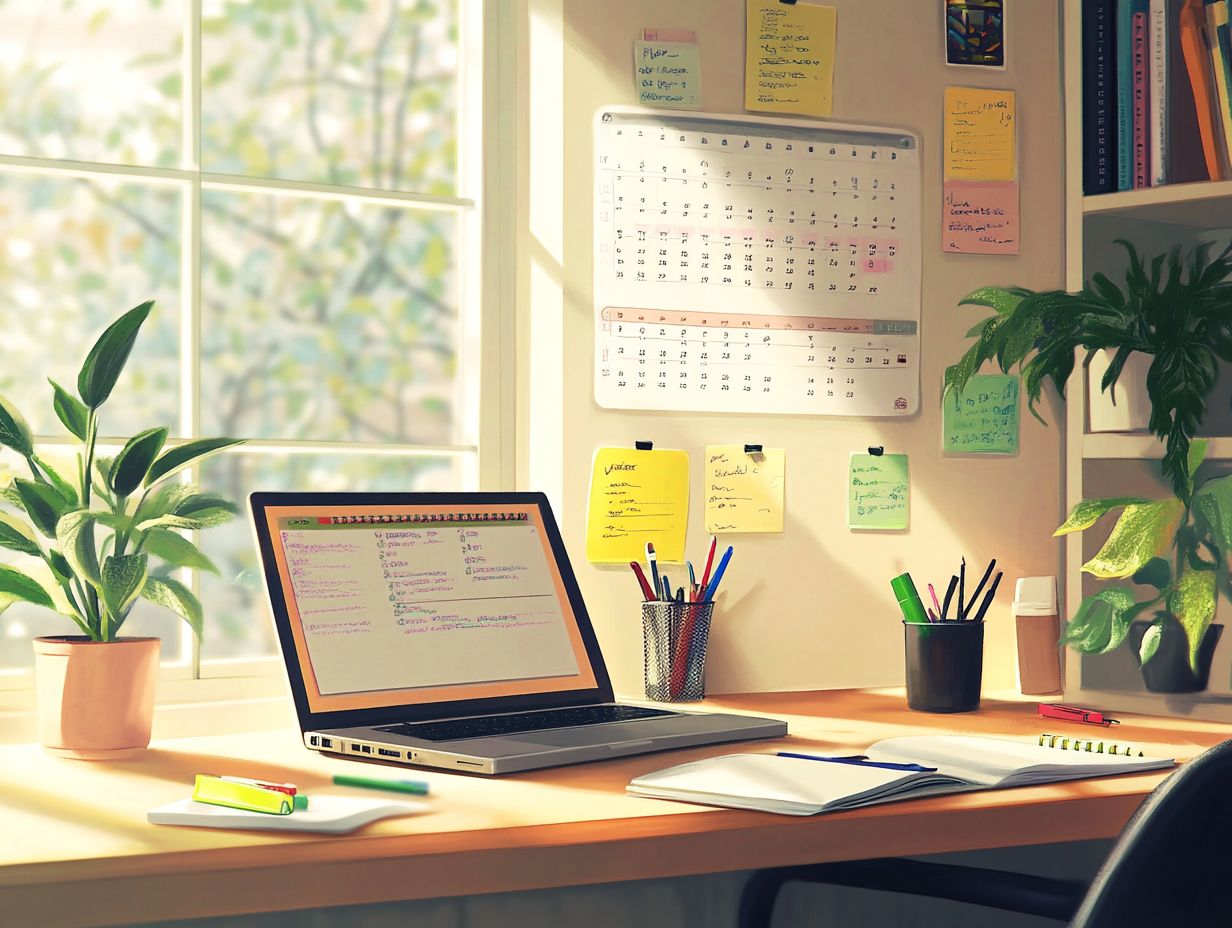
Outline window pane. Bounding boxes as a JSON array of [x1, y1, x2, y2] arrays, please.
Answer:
[[197, 451, 474, 661], [0, 0, 183, 168], [0, 172, 181, 438], [201, 0, 458, 195], [200, 190, 460, 445]]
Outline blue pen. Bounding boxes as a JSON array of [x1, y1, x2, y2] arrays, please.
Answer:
[[660, 573, 671, 602], [776, 751, 937, 773], [701, 546, 734, 601]]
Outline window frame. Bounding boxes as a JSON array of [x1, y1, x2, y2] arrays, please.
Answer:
[[0, 0, 515, 720]]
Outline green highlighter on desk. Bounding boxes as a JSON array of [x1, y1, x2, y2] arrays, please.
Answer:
[[891, 573, 930, 625]]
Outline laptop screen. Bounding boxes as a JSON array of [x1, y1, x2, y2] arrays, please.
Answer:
[[255, 499, 601, 716]]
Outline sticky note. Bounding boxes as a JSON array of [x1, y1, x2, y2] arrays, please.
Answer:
[[943, 86, 1016, 180], [704, 445, 785, 534], [942, 180, 1020, 254], [635, 40, 701, 108], [848, 452, 909, 531], [586, 447, 689, 563], [744, 0, 837, 118], [943, 373, 1020, 455]]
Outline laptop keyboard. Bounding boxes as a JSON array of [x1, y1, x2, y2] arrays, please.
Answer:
[[376, 704, 675, 742]]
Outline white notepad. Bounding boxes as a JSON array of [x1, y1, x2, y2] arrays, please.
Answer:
[[148, 795, 427, 834], [628, 735, 1176, 816]]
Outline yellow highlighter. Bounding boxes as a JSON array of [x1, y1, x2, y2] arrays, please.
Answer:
[[192, 774, 307, 815]]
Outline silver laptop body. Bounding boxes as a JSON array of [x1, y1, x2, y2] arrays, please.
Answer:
[[251, 491, 786, 775]]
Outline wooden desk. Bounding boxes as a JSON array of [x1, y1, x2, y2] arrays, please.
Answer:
[[3, 689, 1229, 928]]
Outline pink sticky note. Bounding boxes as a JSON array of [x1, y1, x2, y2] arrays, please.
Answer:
[[942, 180, 1020, 255]]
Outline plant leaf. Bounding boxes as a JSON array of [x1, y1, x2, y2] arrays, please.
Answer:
[[0, 393, 34, 458], [76, 300, 153, 409], [0, 564, 55, 613], [136, 492, 237, 531], [1189, 438, 1209, 478], [1061, 587, 1136, 653], [100, 553, 149, 629], [958, 286, 1028, 316], [1131, 557, 1171, 590], [142, 575, 203, 641], [48, 380, 88, 440], [1138, 617, 1165, 665], [141, 528, 219, 574], [13, 478, 70, 537], [0, 511, 41, 557], [1054, 497, 1148, 536], [56, 510, 102, 587], [109, 427, 168, 497], [1193, 474, 1232, 553], [31, 455, 78, 507], [145, 437, 245, 487], [1082, 500, 1185, 579], [1167, 567, 1218, 672]]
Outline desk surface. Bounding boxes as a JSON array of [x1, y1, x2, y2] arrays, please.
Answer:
[[4, 688, 1230, 928]]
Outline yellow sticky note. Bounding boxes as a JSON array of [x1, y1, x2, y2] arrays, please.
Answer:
[[745, 0, 837, 117], [586, 447, 689, 564], [704, 445, 785, 534], [943, 86, 1016, 180]]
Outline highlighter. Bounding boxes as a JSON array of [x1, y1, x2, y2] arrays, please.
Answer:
[[891, 573, 930, 624], [192, 774, 308, 814]]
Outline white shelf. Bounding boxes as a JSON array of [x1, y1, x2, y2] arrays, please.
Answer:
[[1082, 434, 1232, 460], [1083, 180, 1232, 229]]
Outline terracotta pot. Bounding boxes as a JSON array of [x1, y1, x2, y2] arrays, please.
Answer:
[[32, 636, 160, 759]]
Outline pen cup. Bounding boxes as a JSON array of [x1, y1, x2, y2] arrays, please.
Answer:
[[642, 601, 714, 702], [903, 621, 984, 713]]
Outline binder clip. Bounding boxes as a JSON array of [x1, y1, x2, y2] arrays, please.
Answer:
[[868, 446, 884, 456], [635, 440, 654, 451], [743, 444, 763, 454]]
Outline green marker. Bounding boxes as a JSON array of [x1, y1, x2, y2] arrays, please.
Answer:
[[333, 774, 430, 796], [891, 573, 930, 624]]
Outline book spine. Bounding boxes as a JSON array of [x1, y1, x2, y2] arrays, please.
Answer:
[[1169, 0, 1213, 183], [1179, 0, 1224, 178], [1205, 0, 1232, 169], [1084, 0, 1119, 194], [1117, 0, 1136, 188], [1150, 0, 1170, 183], [1133, 10, 1151, 187]]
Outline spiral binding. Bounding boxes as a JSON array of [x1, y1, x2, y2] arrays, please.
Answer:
[[1038, 732, 1145, 757]]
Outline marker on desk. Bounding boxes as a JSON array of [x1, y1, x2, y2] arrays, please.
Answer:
[[776, 752, 938, 773], [702, 546, 734, 601], [333, 774, 430, 796], [891, 573, 930, 624]]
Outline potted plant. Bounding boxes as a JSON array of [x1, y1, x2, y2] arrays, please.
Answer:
[[0, 302, 242, 758]]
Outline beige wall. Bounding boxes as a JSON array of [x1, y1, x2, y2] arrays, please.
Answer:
[[525, 0, 1065, 696]]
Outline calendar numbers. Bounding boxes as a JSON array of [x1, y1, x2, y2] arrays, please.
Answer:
[[595, 112, 920, 416]]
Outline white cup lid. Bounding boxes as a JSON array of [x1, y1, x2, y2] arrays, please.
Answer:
[[1013, 576, 1057, 615]]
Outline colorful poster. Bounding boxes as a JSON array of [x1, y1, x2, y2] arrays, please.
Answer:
[[946, 0, 1005, 67], [943, 374, 1020, 454], [943, 86, 1016, 180], [744, 0, 837, 117], [942, 180, 1020, 254], [585, 447, 690, 563], [704, 445, 786, 534], [848, 452, 910, 531]]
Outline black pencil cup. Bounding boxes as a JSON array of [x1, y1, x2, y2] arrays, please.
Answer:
[[903, 621, 984, 713]]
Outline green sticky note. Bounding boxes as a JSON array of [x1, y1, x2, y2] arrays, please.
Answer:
[[848, 452, 909, 531], [943, 374, 1020, 455]]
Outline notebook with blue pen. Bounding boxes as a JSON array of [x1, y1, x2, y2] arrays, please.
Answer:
[[627, 735, 1175, 816]]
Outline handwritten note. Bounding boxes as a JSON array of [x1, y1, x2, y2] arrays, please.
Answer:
[[943, 86, 1016, 180], [848, 452, 909, 531], [635, 40, 701, 108], [943, 373, 1020, 454], [943, 180, 1020, 254], [585, 447, 689, 564], [744, 0, 837, 117], [704, 445, 785, 534]]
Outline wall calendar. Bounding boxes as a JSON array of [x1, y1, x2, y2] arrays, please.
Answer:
[[594, 108, 921, 416]]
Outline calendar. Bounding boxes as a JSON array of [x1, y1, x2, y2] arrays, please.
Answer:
[[594, 108, 921, 416]]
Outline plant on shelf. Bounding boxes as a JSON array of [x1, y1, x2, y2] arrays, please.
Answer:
[[943, 240, 1232, 502], [0, 301, 243, 756], [1053, 439, 1230, 691]]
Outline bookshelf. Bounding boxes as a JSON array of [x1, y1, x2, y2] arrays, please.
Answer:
[[1062, 0, 1232, 721]]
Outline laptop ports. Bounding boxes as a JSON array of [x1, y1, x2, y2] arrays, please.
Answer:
[[350, 744, 362, 753], [309, 735, 319, 747], [360, 745, 372, 754], [377, 748, 400, 758], [321, 737, 333, 749]]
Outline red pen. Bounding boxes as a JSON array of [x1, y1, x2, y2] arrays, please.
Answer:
[[699, 535, 718, 592], [1037, 703, 1119, 727], [630, 561, 656, 601]]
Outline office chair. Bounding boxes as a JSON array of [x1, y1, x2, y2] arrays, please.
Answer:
[[737, 738, 1232, 927]]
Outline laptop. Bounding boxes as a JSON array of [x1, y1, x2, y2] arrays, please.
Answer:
[[250, 491, 787, 774]]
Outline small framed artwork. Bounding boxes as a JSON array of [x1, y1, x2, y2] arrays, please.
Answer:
[[946, 0, 1005, 68]]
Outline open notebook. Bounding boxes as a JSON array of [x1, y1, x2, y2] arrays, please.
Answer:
[[627, 735, 1176, 816]]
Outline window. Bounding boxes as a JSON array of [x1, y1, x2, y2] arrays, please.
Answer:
[[0, 1, 491, 680]]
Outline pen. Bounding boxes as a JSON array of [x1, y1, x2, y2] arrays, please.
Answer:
[[958, 557, 967, 619], [699, 535, 718, 592], [676, 586, 685, 603], [1038, 703, 1119, 727], [928, 583, 942, 617], [776, 752, 938, 773], [972, 571, 1003, 622], [332, 774, 430, 796], [630, 561, 656, 601], [941, 574, 958, 620], [967, 558, 997, 615], [660, 573, 671, 602], [646, 543, 661, 604], [702, 545, 734, 601], [688, 561, 696, 591]]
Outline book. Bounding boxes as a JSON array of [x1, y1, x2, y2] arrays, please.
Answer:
[[147, 795, 427, 834], [1117, 0, 1136, 188], [627, 735, 1175, 817], [1180, 0, 1227, 178], [1170, 0, 1217, 182], [1083, 0, 1119, 194], [1133, 5, 1151, 186], [1205, 0, 1232, 166], [1150, 0, 1170, 182]]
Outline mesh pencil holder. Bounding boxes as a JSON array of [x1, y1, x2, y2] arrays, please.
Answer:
[[642, 601, 714, 702]]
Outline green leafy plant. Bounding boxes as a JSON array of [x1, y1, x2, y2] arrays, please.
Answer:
[[1057, 439, 1232, 671], [0, 302, 243, 641], [944, 240, 1232, 501]]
